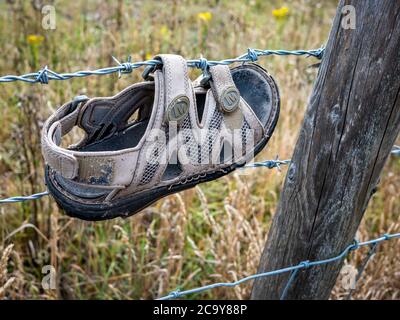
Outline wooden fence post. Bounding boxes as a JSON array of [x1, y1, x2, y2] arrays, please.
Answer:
[[251, 0, 400, 300]]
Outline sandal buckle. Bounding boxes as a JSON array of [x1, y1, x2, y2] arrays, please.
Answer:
[[200, 74, 212, 87], [220, 87, 240, 113], [69, 95, 89, 112], [166, 95, 190, 123], [142, 65, 156, 81]]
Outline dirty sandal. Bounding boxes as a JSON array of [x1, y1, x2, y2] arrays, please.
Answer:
[[41, 54, 280, 221]]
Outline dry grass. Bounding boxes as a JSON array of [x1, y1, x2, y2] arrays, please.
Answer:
[[0, 244, 16, 298], [0, 0, 398, 300]]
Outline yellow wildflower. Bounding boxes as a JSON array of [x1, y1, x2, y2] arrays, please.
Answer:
[[27, 34, 44, 46], [145, 52, 153, 60], [272, 6, 289, 19], [160, 25, 170, 37], [197, 12, 212, 23]]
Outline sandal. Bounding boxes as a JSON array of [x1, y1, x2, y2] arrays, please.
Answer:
[[41, 54, 280, 220]]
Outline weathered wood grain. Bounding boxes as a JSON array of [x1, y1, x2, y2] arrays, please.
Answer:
[[251, 0, 400, 300]]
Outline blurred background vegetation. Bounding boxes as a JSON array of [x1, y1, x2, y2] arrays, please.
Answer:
[[0, 0, 399, 300]]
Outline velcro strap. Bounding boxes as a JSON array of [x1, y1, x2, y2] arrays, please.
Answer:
[[155, 54, 192, 123], [41, 100, 82, 179], [42, 97, 140, 187], [209, 65, 240, 113]]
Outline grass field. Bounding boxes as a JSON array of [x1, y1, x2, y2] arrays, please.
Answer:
[[0, 0, 399, 300]]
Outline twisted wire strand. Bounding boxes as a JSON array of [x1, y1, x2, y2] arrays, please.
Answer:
[[0, 47, 325, 84], [0, 191, 49, 204], [158, 232, 400, 300]]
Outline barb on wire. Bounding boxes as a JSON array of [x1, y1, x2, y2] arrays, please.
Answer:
[[158, 232, 400, 300], [0, 191, 49, 204], [246, 145, 398, 171], [0, 47, 325, 84], [245, 158, 291, 170]]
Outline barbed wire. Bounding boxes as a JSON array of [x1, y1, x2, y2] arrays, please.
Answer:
[[157, 232, 400, 300], [245, 158, 291, 170], [1, 146, 399, 204], [0, 47, 325, 84], [0, 159, 288, 204]]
